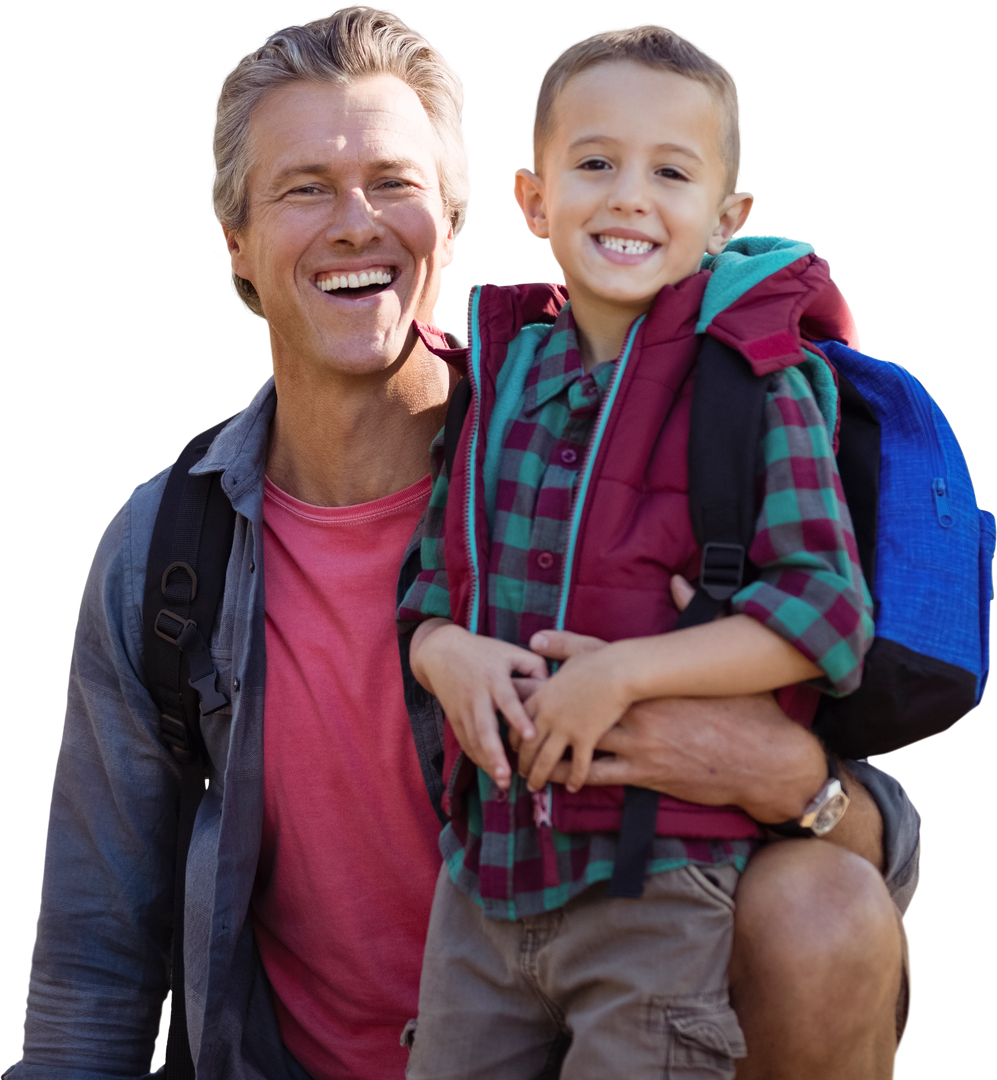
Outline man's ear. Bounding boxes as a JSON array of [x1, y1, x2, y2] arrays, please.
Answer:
[[223, 224, 253, 280], [440, 213, 455, 269], [706, 192, 754, 255], [514, 169, 550, 239]]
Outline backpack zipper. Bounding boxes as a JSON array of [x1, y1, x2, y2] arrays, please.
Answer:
[[895, 363, 953, 528]]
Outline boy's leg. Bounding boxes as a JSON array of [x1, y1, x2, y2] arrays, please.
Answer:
[[405, 865, 567, 1080], [547, 866, 746, 1080]]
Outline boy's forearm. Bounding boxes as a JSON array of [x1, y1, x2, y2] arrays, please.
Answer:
[[609, 614, 822, 703], [409, 617, 454, 694]]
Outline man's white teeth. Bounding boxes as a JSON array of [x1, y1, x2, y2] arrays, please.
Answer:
[[597, 235, 656, 255], [317, 270, 393, 291]]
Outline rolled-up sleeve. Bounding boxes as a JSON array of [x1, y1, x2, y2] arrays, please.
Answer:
[[731, 366, 875, 696]]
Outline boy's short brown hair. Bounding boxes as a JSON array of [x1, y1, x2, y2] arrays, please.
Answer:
[[535, 26, 739, 195]]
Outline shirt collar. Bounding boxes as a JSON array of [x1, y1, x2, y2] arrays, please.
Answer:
[[522, 303, 586, 415]]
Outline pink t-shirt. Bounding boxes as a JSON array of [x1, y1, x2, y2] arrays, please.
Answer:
[[252, 475, 441, 1080]]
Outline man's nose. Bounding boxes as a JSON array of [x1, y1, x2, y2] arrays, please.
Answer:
[[326, 187, 382, 246]]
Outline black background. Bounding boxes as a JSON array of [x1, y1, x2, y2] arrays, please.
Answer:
[[7, 4, 989, 1075]]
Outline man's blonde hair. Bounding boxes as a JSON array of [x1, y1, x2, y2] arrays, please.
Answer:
[[214, 6, 469, 317], [534, 26, 739, 195]]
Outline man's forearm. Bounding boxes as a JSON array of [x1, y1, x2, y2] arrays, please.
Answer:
[[566, 694, 885, 871]]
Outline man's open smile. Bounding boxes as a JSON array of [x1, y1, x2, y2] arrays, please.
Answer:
[[315, 265, 397, 298]]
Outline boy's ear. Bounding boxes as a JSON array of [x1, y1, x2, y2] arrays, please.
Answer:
[[706, 192, 754, 256], [514, 169, 550, 239]]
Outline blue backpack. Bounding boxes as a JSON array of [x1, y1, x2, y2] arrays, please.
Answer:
[[684, 336, 995, 759], [812, 340, 994, 756]]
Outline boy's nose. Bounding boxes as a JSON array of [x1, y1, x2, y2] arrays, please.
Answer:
[[608, 169, 651, 216]]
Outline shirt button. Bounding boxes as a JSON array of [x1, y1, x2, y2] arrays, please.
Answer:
[[233, 677, 240, 692], [537, 551, 555, 570], [560, 447, 578, 465], [249, 561, 255, 573]]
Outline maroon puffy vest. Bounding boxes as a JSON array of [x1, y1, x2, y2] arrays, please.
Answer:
[[416, 254, 854, 838]]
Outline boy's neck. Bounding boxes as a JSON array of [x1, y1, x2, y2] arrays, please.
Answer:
[[569, 292, 651, 372]]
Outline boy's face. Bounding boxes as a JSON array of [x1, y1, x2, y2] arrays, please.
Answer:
[[516, 62, 750, 319]]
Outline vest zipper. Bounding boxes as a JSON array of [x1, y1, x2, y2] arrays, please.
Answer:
[[553, 315, 646, 632], [464, 286, 485, 630]]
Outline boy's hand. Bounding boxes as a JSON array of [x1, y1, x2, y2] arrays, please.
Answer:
[[410, 619, 549, 789], [514, 579, 696, 792], [518, 632, 631, 794]]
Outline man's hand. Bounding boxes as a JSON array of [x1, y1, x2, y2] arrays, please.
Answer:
[[409, 618, 548, 788]]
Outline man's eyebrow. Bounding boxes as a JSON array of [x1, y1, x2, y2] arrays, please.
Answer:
[[272, 157, 428, 184], [568, 136, 704, 163]]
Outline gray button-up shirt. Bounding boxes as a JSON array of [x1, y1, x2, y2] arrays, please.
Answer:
[[4, 379, 916, 1080]]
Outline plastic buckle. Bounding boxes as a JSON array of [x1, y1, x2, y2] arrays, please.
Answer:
[[154, 609, 196, 645], [699, 542, 745, 601]]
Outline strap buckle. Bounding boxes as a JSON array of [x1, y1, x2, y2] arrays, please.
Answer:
[[699, 542, 745, 601], [154, 609, 195, 645]]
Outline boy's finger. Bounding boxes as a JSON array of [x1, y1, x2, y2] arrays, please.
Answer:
[[565, 743, 594, 793], [494, 683, 536, 741], [472, 699, 511, 788], [526, 734, 567, 792], [511, 676, 542, 702], [528, 629, 606, 661], [510, 647, 550, 681]]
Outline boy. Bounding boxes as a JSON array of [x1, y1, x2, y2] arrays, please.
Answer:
[[398, 26, 873, 1079]]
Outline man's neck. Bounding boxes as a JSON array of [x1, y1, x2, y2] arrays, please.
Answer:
[[266, 341, 452, 508]]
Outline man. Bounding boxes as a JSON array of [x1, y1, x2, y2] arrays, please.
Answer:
[[5, 9, 916, 1080]]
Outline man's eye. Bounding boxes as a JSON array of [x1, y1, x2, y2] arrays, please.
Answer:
[[291, 185, 323, 195], [377, 178, 411, 190]]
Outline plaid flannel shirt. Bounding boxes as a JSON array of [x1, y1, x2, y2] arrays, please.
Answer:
[[399, 304, 874, 919]]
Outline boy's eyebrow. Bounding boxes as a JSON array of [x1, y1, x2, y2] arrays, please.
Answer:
[[568, 135, 704, 163]]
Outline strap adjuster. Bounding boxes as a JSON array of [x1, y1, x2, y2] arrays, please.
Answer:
[[154, 609, 195, 644], [699, 542, 745, 601]]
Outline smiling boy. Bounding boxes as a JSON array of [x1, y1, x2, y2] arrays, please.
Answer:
[[398, 26, 873, 1078]]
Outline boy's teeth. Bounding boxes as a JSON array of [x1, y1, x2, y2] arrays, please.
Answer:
[[597, 235, 655, 256], [317, 269, 393, 291]]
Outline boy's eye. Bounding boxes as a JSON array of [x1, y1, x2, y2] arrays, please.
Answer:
[[656, 166, 688, 181], [578, 158, 612, 171]]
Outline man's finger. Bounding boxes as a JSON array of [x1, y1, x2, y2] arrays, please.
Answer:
[[670, 573, 695, 612], [511, 647, 550, 681], [528, 628, 606, 661]]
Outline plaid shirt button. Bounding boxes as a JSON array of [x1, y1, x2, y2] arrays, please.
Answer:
[[560, 447, 578, 464], [537, 551, 555, 570]]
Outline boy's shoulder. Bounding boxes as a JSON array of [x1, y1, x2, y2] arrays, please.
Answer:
[[471, 282, 569, 349]]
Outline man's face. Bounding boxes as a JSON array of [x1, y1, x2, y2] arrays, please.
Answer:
[[522, 62, 742, 320], [226, 76, 453, 376]]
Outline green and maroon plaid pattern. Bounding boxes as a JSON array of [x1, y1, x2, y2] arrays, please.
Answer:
[[399, 304, 872, 919]]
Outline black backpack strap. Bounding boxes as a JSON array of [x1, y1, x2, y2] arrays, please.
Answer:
[[607, 336, 770, 898], [142, 418, 237, 1080]]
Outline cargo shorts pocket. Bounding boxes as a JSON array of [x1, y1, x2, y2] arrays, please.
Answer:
[[664, 1000, 747, 1079]]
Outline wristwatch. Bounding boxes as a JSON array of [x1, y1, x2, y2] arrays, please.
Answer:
[[767, 756, 850, 838]]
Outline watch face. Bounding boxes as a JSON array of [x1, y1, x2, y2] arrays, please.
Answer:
[[812, 791, 850, 836]]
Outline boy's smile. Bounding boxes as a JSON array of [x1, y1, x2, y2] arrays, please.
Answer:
[[516, 61, 752, 366]]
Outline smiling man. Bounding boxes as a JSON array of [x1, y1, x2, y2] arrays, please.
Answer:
[[6, 10, 918, 1080]]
